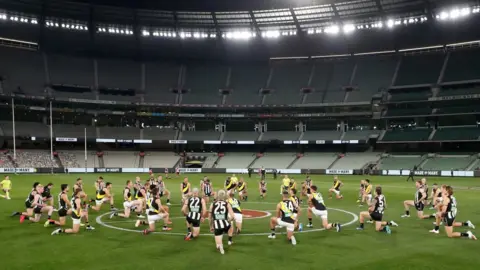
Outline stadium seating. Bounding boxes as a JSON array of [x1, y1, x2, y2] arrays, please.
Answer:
[[290, 152, 337, 169], [99, 126, 140, 139], [261, 132, 300, 141], [179, 131, 220, 141], [378, 155, 423, 169], [216, 153, 256, 168], [0, 153, 14, 168], [144, 152, 179, 168], [144, 62, 180, 104], [182, 63, 227, 104], [343, 130, 379, 140], [58, 151, 81, 168], [266, 61, 309, 105], [381, 128, 432, 141], [443, 49, 480, 82], [395, 54, 444, 85], [348, 55, 397, 102], [435, 105, 480, 114], [438, 86, 480, 97], [302, 131, 342, 140], [0, 47, 45, 95], [432, 126, 480, 141], [306, 59, 353, 103], [53, 124, 96, 138], [13, 150, 58, 168], [422, 156, 472, 170], [201, 153, 219, 168], [223, 132, 259, 141], [103, 151, 139, 167], [389, 90, 430, 102], [227, 63, 268, 105], [385, 108, 432, 117], [143, 127, 177, 140], [331, 152, 381, 169], [251, 152, 297, 169], [0, 121, 49, 138]]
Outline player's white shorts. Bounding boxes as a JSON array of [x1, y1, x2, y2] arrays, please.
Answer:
[[147, 213, 166, 224], [292, 213, 298, 220], [366, 194, 372, 202], [72, 217, 81, 225], [234, 213, 243, 224], [239, 191, 244, 197], [123, 201, 136, 209], [95, 198, 109, 205], [311, 208, 328, 220], [276, 218, 295, 232], [182, 194, 190, 201]]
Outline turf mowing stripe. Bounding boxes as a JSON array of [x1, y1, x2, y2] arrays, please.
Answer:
[[95, 207, 358, 236]]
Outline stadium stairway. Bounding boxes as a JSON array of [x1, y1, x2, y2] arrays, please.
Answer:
[[219, 132, 225, 141], [378, 130, 387, 141], [247, 155, 260, 168], [287, 155, 300, 169], [467, 154, 480, 170], [139, 155, 144, 168], [54, 155, 63, 168], [428, 129, 437, 141], [418, 154, 430, 169], [211, 155, 222, 168], [327, 154, 341, 169]]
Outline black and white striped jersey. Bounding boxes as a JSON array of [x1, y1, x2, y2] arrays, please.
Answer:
[[212, 201, 230, 229], [187, 197, 203, 220]]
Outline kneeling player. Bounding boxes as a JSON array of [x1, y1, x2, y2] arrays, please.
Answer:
[[401, 180, 435, 220], [357, 186, 398, 233], [268, 191, 297, 245], [110, 180, 144, 219], [202, 178, 215, 205], [135, 187, 171, 234], [259, 179, 267, 199], [91, 182, 116, 211], [359, 179, 373, 206], [45, 184, 71, 227], [157, 176, 171, 206], [228, 192, 243, 234], [181, 177, 191, 204], [237, 178, 248, 201], [52, 189, 92, 235], [436, 186, 475, 239], [11, 182, 39, 221], [182, 188, 207, 240], [28, 184, 55, 223], [306, 186, 341, 232], [328, 176, 343, 199], [209, 190, 235, 255]]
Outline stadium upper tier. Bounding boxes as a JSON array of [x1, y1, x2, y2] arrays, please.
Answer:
[[3, 47, 480, 105]]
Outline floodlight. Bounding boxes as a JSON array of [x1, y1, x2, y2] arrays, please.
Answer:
[[408, 18, 414, 23], [439, 11, 449, 20], [307, 28, 314, 34], [387, 19, 394, 28], [179, 32, 186, 39], [460, 7, 471, 16], [342, 24, 355, 34], [61, 23, 65, 28], [226, 32, 233, 39], [450, 9, 460, 19], [142, 30, 150, 36], [378, 22, 383, 28], [325, 25, 339, 34], [55, 23, 59, 27], [315, 28, 322, 33], [193, 32, 200, 38], [209, 33, 216, 38]]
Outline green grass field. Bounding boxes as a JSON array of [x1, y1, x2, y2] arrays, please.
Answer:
[[1, 173, 479, 270]]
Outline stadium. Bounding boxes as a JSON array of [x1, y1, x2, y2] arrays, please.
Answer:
[[0, 0, 479, 268]]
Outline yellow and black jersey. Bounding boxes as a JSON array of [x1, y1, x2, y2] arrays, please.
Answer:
[[280, 200, 295, 223], [182, 182, 191, 195], [225, 178, 236, 190], [95, 188, 106, 200], [289, 180, 296, 190], [228, 197, 242, 214], [71, 196, 81, 219], [333, 180, 341, 191], [147, 197, 160, 215], [135, 186, 145, 199], [237, 181, 246, 192], [364, 184, 372, 195], [124, 187, 132, 202]]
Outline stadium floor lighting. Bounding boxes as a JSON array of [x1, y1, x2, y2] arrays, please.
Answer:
[[343, 24, 355, 34], [387, 19, 394, 28]]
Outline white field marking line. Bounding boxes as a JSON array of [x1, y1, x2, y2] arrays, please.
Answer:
[[102, 209, 272, 224], [96, 208, 358, 236]]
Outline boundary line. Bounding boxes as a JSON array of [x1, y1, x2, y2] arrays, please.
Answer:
[[96, 207, 358, 236]]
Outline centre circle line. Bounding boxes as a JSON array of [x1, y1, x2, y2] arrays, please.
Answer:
[[95, 207, 359, 236]]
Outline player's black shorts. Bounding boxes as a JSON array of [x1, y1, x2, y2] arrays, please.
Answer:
[[42, 194, 52, 199], [159, 192, 164, 197], [214, 225, 231, 236], [261, 189, 266, 194], [25, 202, 32, 209], [34, 207, 42, 214], [443, 215, 455, 227], [306, 188, 311, 194], [204, 192, 212, 197], [58, 208, 68, 217], [370, 212, 383, 221], [186, 217, 201, 228], [415, 202, 425, 211]]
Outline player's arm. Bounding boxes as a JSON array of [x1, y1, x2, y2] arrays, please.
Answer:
[[32, 194, 42, 207], [62, 193, 71, 207], [368, 198, 377, 212], [419, 189, 427, 203], [123, 189, 129, 201], [201, 198, 207, 219], [208, 203, 214, 230], [180, 183, 183, 194], [276, 203, 282, 218], [104, 188, 112, 198], [181, 199, 188, 215], [258, 182, 261, 192], [227, 203, 235, 222]]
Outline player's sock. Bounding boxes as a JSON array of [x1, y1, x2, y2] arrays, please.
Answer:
[[12, 212, 21, 216], [228, 236, 233, 242], [308, 218, 312, 225], [270, 228, 275, 235], [187, 227, 191, 233], [429, 214, 435, 219], [461, 232, 469, 237], [167, 199, 170, 203], [48, 215, 51, 219], [463, 222, 469, 227], [434, 225, 440, 231], [359, 223, 364, 229], [382, 227, 388, 233], [405, 211, 410, 216], [244, 196, 248, 201], [114, 212, 118, 216], [49, 220, 56, 225]]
